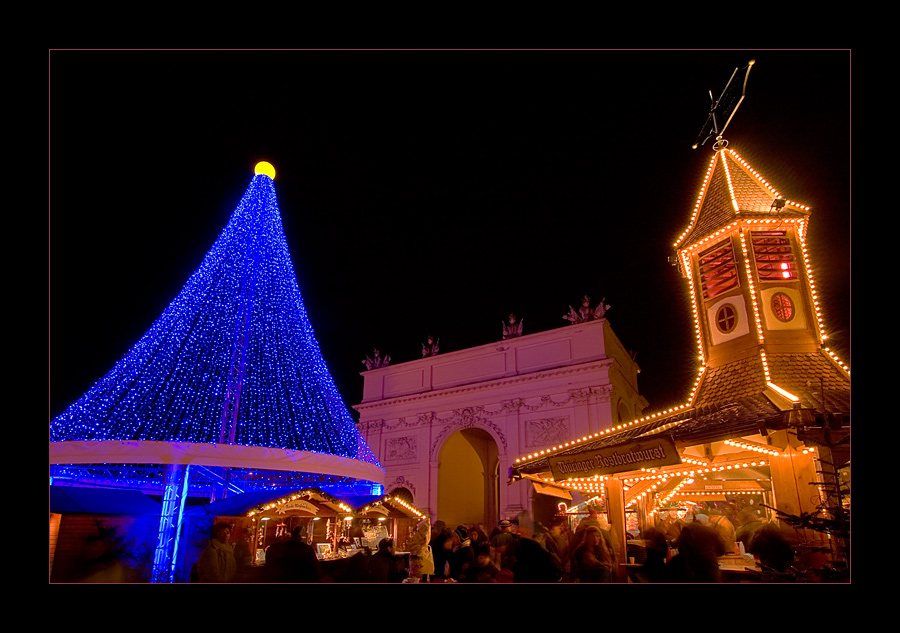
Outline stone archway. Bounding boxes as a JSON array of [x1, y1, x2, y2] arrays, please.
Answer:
[[436, 427, 499, 530]]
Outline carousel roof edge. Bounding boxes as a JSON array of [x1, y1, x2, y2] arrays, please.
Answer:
[[49, 439, 386, 485]]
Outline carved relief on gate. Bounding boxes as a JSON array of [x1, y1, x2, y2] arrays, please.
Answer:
[[525, 416, 570, 451], [385, 435, 418, 462]]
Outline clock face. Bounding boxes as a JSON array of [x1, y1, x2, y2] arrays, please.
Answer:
[[771, 292, 795, 322]]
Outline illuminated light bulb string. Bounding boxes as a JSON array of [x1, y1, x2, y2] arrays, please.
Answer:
[[514, 403, 692, 466], [50, 167, 379, 467]]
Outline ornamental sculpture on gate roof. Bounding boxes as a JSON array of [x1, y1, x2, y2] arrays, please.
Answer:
[[563, 295, 611, 324], [362, 349, 391, 371], [502, 313, 524, 339], [422, 336, 440, 358]]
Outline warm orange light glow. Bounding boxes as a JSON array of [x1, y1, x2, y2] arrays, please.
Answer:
[[767, 382, 799, 402]]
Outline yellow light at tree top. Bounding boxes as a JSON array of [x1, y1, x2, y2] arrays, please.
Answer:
[[255, 161, 276, 179]]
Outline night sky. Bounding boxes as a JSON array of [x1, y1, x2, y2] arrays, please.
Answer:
[[49, 50, 851, 423]]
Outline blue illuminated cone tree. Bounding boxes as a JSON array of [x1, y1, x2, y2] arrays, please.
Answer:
[[52, 162, 378, 466], [50, 162, 383, 581]]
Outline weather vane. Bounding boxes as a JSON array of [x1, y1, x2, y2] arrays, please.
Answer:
[[692, 60, 755, 151]]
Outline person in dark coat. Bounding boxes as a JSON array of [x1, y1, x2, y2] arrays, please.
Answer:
[[748, 525, 795, 573], [450, 525, 475, 580], [665, 521, 725, 582], [511, 521, 562, 583], [367, 538, 407, 583], [460, 545, 499, 582], [545, 518, 570, 578], [490, 520, 516, 570], [635, 527, 669, 582], [264, 526, 323, 582], [430, 529, 454, 580]]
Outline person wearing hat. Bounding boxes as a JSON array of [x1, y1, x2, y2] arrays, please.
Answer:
[[492, 520, 514, 543], [449, 525, 474, 580], [545, 517, 570, 579], [490, 520, 516, 570]]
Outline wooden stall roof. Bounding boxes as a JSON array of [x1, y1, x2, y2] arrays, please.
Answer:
[[245, 488, 355, 517], [346, 494, 428, 520], [511, 392, 848, 483], [183, 487, 354, 519], [185, 488, 429, 520], [511, 339, 850, 485]]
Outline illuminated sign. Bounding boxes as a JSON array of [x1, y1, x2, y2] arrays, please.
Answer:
[[548, 437, 681, 480], [275, 500, 318, 515]]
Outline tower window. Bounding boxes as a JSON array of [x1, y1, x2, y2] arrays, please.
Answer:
[[751, 231, 798, 281], [715, 304, 739, 333], [698, 239, 739, 301], [771, 292, 795, 322]]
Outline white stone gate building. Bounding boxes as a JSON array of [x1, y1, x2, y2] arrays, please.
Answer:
[[354, 317, 648, 529]]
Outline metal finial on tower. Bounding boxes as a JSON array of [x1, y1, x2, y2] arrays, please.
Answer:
[[692, 60, 755, 151]]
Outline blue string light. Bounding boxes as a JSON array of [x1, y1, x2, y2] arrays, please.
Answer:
[[51, 172, 380, 468]]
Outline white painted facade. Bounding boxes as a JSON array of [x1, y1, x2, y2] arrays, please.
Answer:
[[353, 318, 648, 526]]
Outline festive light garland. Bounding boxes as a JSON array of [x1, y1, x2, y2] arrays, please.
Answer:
[[50, 167, 380, 467], [724, 439, 780, 456], [390, 495, 427, 519], [513, 402, 691, 464], [654, 459, 770, 506]]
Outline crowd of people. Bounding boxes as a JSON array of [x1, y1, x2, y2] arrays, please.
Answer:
[[403, 508, 620, 583], [194, 505, 796, 583]]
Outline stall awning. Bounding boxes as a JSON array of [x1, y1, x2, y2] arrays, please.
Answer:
[[531, 479, 573, 501], [184, 487, 354, 519]]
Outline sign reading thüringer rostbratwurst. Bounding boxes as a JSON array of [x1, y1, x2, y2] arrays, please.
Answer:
[[547, 437, 681, 480]]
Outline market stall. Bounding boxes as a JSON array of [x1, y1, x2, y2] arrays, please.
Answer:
[[346, 494, 428, 552], [189, 488, 430, 582], [508, 402, 847, 582], [245, 488, 357, 561]]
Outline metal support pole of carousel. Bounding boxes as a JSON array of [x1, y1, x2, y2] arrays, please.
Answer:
[[151, 463, 191, 583]]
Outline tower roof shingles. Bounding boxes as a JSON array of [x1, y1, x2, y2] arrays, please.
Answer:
[[679, 150, 809, 249]]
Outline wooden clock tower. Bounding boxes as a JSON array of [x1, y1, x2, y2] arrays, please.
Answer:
[[674, 60, 849, 413], [672, 146, 845, 409]]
